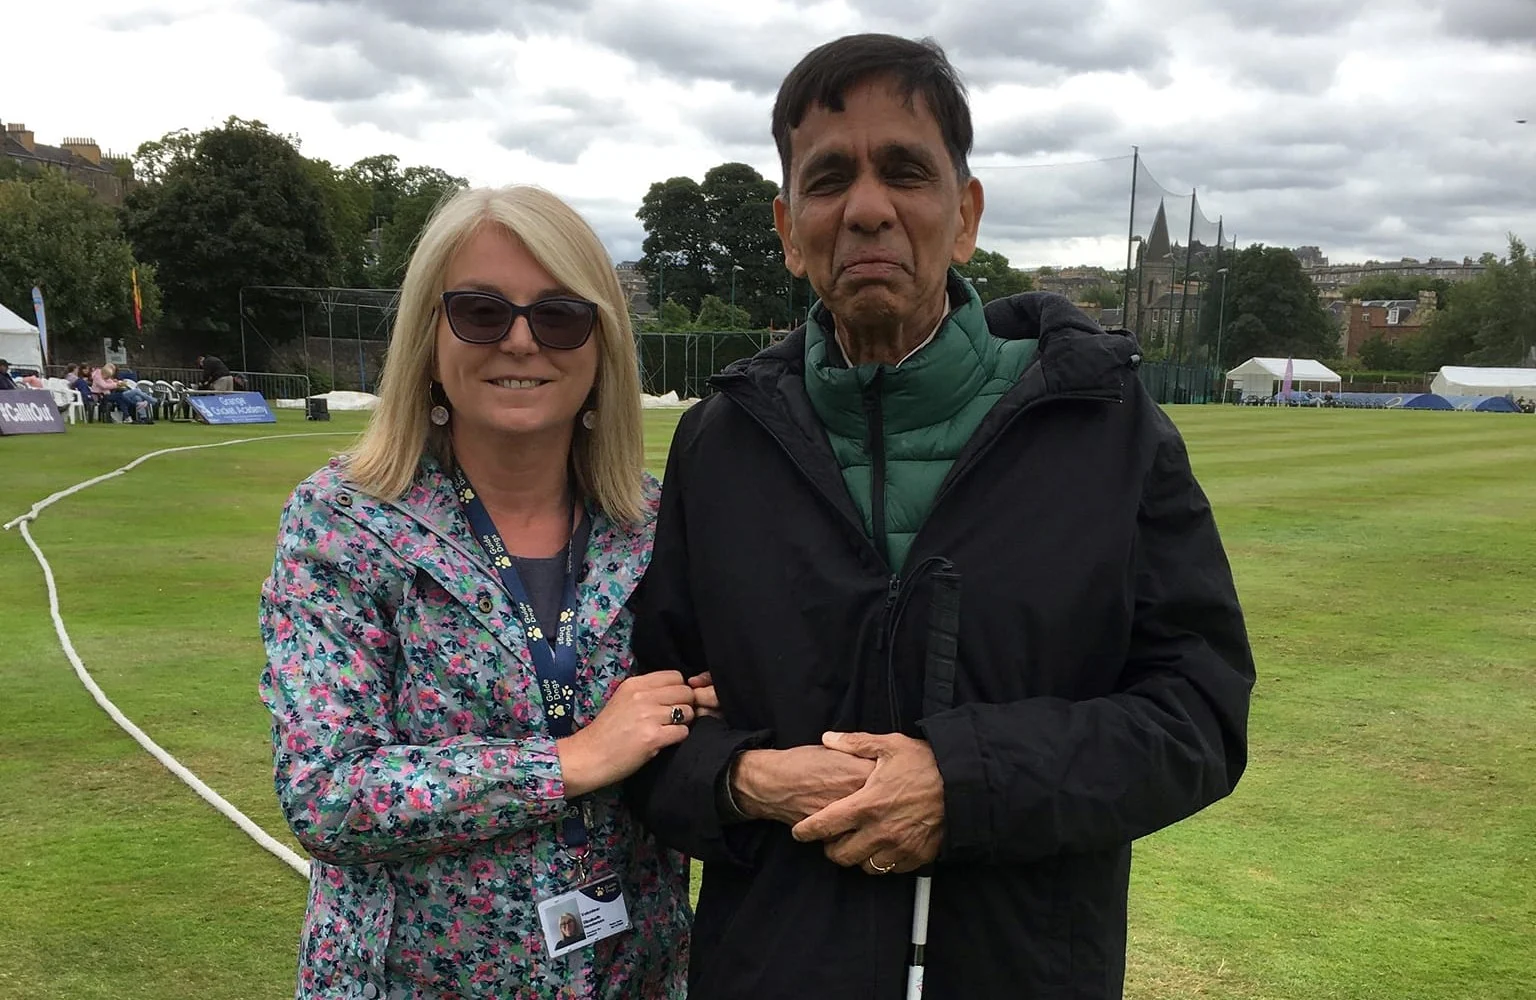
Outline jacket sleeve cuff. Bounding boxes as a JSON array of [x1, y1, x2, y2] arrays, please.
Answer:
[[920, 708, 993, 864], [631, 718, 774, 868]]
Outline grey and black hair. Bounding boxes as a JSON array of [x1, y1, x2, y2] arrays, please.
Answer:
[[770, 33, 974, 197]]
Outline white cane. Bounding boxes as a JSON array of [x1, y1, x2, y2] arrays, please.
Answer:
[[908, 565, 960, 999], [906, 873, 933, 998]]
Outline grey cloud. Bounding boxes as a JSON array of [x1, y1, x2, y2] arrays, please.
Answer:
[[583, 8, 812, 94], [1204, 0, 1362, 37], [978, 105, 1123, 157], [690, 90, 775, 150], [493, 101, 632, 163], [269, 4, 505, 103], [241, 0, 1536, 267], [1438, 0, 1536, 46], [1226, 37, 1344, 94], [272, 0, 594, 32]]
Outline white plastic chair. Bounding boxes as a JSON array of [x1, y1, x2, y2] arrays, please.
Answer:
[[46, 379, 85, 425]]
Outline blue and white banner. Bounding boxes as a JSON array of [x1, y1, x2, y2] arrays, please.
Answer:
[[187, 392, 276, 425], [31, 286, 48, 364]]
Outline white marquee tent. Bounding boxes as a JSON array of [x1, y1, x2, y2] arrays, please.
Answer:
[[1226, 357, 1342, 399], [0, 301, 43, 369], [1430, 366, 1536, 399]]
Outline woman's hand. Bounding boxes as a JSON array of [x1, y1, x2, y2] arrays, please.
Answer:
[[690, 672, 721, 718], [557, 671, 697, 796]]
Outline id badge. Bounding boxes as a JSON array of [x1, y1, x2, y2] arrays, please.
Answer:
[[539, 875, 631, 958]]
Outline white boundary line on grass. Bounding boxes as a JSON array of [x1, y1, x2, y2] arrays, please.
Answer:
[[4, 432, 352, 879]]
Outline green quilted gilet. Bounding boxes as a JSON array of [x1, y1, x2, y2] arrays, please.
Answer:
[[803, 276, 1038, 570]]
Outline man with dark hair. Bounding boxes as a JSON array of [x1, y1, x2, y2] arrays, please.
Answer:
[[0, 359, 16, 391], [630, 33, 1254, 1000], [197, 354, 234, 392]]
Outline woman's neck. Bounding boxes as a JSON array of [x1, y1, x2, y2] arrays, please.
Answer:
[[452, 423, 574, 557]]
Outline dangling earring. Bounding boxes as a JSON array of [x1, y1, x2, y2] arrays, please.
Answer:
[[581, 409, 598, 430], [428, 381, 450, 426]]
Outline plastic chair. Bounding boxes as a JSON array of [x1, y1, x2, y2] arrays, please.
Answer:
[[45, 380, 85, 425]]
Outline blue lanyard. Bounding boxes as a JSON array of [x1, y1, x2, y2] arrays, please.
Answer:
[[453, 469, 590, 851]]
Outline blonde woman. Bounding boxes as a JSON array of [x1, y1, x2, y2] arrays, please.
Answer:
[[260, 186, 705, 999]]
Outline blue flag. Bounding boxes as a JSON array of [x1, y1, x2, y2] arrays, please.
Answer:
[[30, 286, 47, 364]]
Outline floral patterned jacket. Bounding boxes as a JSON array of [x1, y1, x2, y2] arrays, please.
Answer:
[[259, 457, 690, 999]]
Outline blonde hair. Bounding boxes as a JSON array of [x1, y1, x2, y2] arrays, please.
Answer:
[[347, 186, 645, 524]]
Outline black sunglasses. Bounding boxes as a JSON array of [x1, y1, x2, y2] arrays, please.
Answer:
[[440, 290, 597, 350]]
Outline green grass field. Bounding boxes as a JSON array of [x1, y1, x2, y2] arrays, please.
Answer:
[[1, 407, 1532, 999]]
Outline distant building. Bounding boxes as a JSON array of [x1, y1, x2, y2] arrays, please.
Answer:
[[2, 122, 135, 205], [1034, 265, 1113, 299], [1340, 291, 1437, 358], [1290, 246, 1328, 269], [1302, 255, 1484, 292], [614, 260, 654, 316], [1123, 199, 1224, 350]]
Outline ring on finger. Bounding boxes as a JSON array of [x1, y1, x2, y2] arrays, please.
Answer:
[[868, 855, 896, 874], [669, 705, 687, 725]]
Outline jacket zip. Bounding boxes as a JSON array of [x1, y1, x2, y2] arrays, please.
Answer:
[[863, 368, 889, 563]]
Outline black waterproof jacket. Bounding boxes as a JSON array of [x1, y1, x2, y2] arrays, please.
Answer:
[[627, 293, 1255, 999]]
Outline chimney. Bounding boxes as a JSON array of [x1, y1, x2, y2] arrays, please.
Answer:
[[1418, 289, 1438, 308], [6, 123, 34, 153], [61, 137, 102, 165]]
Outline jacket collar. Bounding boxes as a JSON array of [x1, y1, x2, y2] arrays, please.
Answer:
[[327, 456, 656, 665], [721, 290, 1137, 408], [803, 272, 1000, 437]]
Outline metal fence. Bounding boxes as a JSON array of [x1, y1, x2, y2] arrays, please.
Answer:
[[638, 330, 777, 399], [1138, 360, 1220, 404], [47, 365, 313, 401]]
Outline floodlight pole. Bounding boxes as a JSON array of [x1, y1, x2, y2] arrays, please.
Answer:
[[1216, 268, 1230, 401], [238, 288, 249, 371], [1121, 146, 1139, 320]]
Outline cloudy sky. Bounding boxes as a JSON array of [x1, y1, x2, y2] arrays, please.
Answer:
[[8, 0, 1536, 269]]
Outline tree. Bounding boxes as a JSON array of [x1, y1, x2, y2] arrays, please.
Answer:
[[637, 176, 714, 314], [954, 247, 1033, 303], [1358, 335, 1412, 371], [1196, 244, 1336, 367], [1079, 283, 1123, 309], [695, 294, 751, 331], [1340, 273, 1451, 305], [649, 298, 694, 331], [373, 165, 467, 285], [699, 163, 784, 327], [0, 169, 160, 359], [1410, 237, 1535, 368], [122, 117, 342, 363]]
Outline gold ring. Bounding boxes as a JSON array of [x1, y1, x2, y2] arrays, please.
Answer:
[[868, 856, 896, 874]]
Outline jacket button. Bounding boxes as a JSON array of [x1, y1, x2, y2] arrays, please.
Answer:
[[336, 492, 353, 507], [477, 596, 494, 614], [362, 984, 379, 999]]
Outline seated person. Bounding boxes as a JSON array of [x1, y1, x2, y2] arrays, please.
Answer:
[[0, 359, 16, 391], [92, 363, 157, 421], [69, 364, 94, 400]]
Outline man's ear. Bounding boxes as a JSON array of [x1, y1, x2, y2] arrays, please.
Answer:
[[951, 176, 984, 264], [774, 195, 807, 278]]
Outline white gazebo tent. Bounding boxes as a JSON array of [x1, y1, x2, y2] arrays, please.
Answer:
[[1226, 357, 1342, 399], [1430, 366, 1536, 399], [0, 301, 43, 369]]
